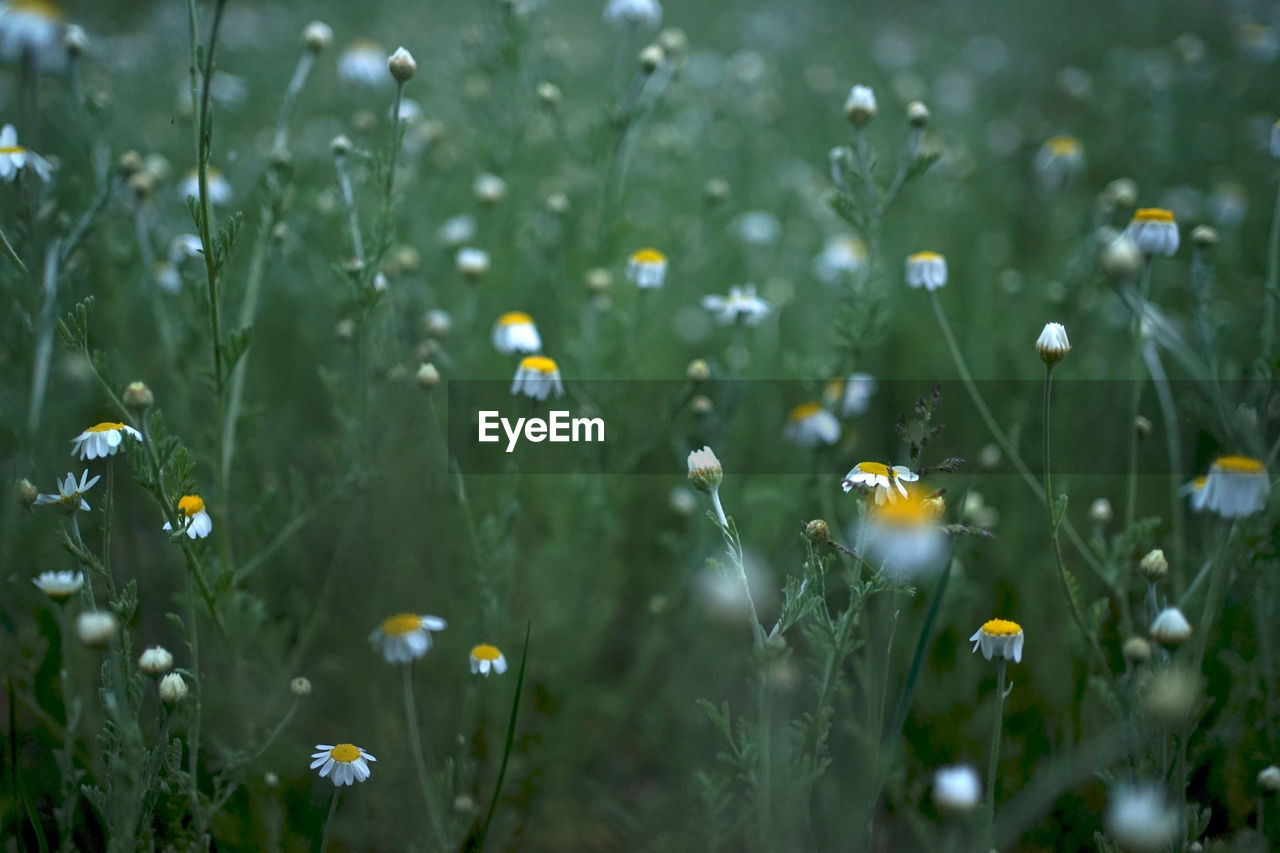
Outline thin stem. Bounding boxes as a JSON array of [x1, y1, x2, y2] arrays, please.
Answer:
[[1125, 264, 1154, 532], [1140, 340, 1187, 595], [985, 659, 1008, 838], [1189, 523, 1237, 669], [709, 488, 762, 643], [319, 789, 341, 852], [1262, 181, 1280, 365], [271, 51, 316, 155], [334, 153, 366, 264], [403, 664, 448, 848], [1043, 368, 1111, 675], [26, 240, 61, 439], [0, 224, 27, 277]]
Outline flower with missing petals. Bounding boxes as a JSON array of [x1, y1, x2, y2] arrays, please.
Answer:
[[1033, 136, 1084, 188], [841, 462, 918, 504], [163, 495, 213, 539], [470, 644, 508, 677], [0, 124, 53, 182], [1195, 455, 1270, 518], [34, 470, 100, 513], [701, 284, 771, 326]]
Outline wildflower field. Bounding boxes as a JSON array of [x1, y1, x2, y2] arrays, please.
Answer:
[[4, 0, 1280, 849]]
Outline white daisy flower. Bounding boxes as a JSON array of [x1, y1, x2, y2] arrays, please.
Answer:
[[510, 355, 564, 400], [337, 38, 388, 87], [456, 247, 490, 279], [841, 461, 919, 503], [602, 0, 662, 29], [1196, 455, 1270, 518], [932, 764, 982, 814], [34, 470, 101, 512], [782, 403, 840, 447], [1124, 208, 1179, 257], [1104, 785, 1179, 853], [0, 124, 53, 182], [369, 613, 447, 663], [162, 494, 213, 539], [905, 251, 947, 291], [69, 421, 141, 460], [823, 373, 876, 418], [491, 311, 542, 354], [701, 284, 771, 326], [858, 484, 949, 579], [179, 167, 232, 206], [626, 248, 668, 289], [470, 644, 508, 677], [813, 234, 868, 284], [1033, 136, 1084, 189], [438, 214, 476, 247], [310, 743, 376, 787], [0, 0, 67, 73], [1149, 607, 1192, 646], [32, 570, 83, 600], [969, 619, 1024, 663]]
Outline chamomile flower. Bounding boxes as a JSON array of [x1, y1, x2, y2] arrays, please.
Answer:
[[860, 484, 948, 579], [179, 167, 232, 206], [369, 613, 447, 663], [841, 461, 919, 504], [602, 0, 662, 29], [1149, 607, 1192, 646], [1179, 476, 1207, 512], [1196, 455, 1270, 518], [701, 284, 771, 326], [32, 570, 83, 600], [823, 373, 876, 418], [492, 312, 542, 354], [310, 744, 376, 786], [510, 355, 564, 400], [0, 0, 67, 73], [470, 644, 508, 676], [782, 403, 840, 447], [686, 446, 723, 492], [438, 214, 476, 247], [338, 38, 388, 87], [813, 234, 868, 284], [0, 124, 53, 182], [456, 247, 490, 279], [1033, 135, 1084, 188], [70, 422, 141, 460], [34, 470, 100, 512], [970, 619, 1024, 663], [1103, 785, 1179, 853], [162, 495, 213, 539], [932, 764, 982, 814], [1124, 208, 1179, 256], [905, 251, 947, 291], [627, 248, 668, 289], [473, 173, 507, 205]]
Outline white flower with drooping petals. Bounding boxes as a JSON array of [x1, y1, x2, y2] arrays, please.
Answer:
[[626, 248, 668, 289], [905, 251, 947, 290], [510, 355, 564, 400], [32, 570, 83, 600], [469, 644, 508, 677], [369, 613, 447, 663], [35, 470, 100, 512], [1124, 208, 1179, 257], [969, 619, 1024, 663], [162, 495, 213, 539], [782, 403, 840, 447], [491, 312, 542, 354], [841, 461, 918, 504]]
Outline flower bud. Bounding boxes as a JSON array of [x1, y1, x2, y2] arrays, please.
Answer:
[[686, 359, 710, 381], [423, 309, 452, 338], [658, 27, 687, 57], [843, 85, 877, 126], [906, 100, 930, 128], [77, 611, 118, 648], [1133, 415, 1152, 439], [1142, 667, 1199, 727], [703, 176, 730, 204], [1122, 636, 1152, 663], [1089, 497, 1113, 524], [388, 47, 417, 83], [65, 25, 88, 57], [1103, 178, 1138, 210], [290, 676, 312, 697], [1100, 234, 1144, 280], [159, 672, 189, 705], [535, 81, 561, 107], [1191, 224, 1218, 248], [139, 646, 174, 675], [1258, 765, 1280, 792], [584, 267, 612, 295], [687, 446, 723, 492], [456, 248, 490, 279], [638, 44, 664, 74], [932, 764, 981, 814], [331, 135, 352, 157], [1149, 606, 1192, 645], [804, 519, 831, 545], [1035, 322, 1071, 365], [1139, 549, 1168, 581], [416, 363, 441, 391], [304, 21, 333, 53]]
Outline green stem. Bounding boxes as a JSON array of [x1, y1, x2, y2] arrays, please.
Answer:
[[403, 664, 448, 848], [1189, 523, 1237, 669], [1262, 181, 1280, 365], [985, 659, 1008, 838], [0, 224, 27, 277], [1125, 264, 1153, 532], [271, 51, 316, 155], [319, 789, 341, 852]]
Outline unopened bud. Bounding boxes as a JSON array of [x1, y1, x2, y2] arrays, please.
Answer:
[[303, 21, 333, 53], [388, 47, 417, 83], [804, 519, 831, 545], [843, 85, 877, 127], [687, 359, 710, 381], [416, 363, 441, 391], [1100, 234, 1144, 280], [704, 176, 730, 204], [1143, 667, 1199, 726], [690, 395, 714, 415], [64, 25, 88, 57], [139, 646, 174, 675], [584, 267, 612, 294], [1191, 224, 1218, 248], [118, 150, 143, 175], [1122, 636, 1152, 663], [1089, 497, 1114, 524], [1134, 415, 1152, 439], [1139, 549, 1168, 581], [17, 478, 38, 508], [331, 135, 352, 157], [906, 100, 930, 128], [687, 446, 723, 492], [535, 81, 561, 107], [159, 672, 189, 705], [1258, 765, 1280, 792], [123, 381, 153, 412], [290, 676, 312, 697], [1035, 322, 1071, 365], [639, 44, 664, 74], [77, 611, 118, 648]]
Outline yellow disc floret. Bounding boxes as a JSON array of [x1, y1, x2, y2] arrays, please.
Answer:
[[1047, 136, 1081, 155], [472, 644, 502, 661], [497, 311, 533, 327], [329, 743, 360, 762], [1211, 454, 1265, 474], [177, 495, 205, 517], [908, 251, 942, 262], [630, 248, 666, 264], [381, 613, 424, 636], [520, 355, 558, 374], [87, 422, 127, 433], [1133, 208, 1175, 223], [981, 618, 1022, 636], [789, 402, 823, 422]]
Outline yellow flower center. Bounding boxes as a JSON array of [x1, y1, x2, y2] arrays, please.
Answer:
[[1191, 475, 1206, 489], [981, 618, 1022, 636], [329, 743, 360, 762], [857, 461, 890, 477], [381, 613, 424, 636], [498, 311, 533, 327], [789, 402, 824, 422], [472, 644, 502, 661], [178, 495, 205, 516], [908, 251, 942, 263], [520, 355, 557, 374], [869, 486, 944, 525], [0, 146, 27, 155], [86, 422, 126, 433], [1212, 455, 1265, 474], [1047, 136, 1081, 156], [12, 0, 63, 20], [630, 248, 666, 264], [1133, 208, 1175, 223]]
